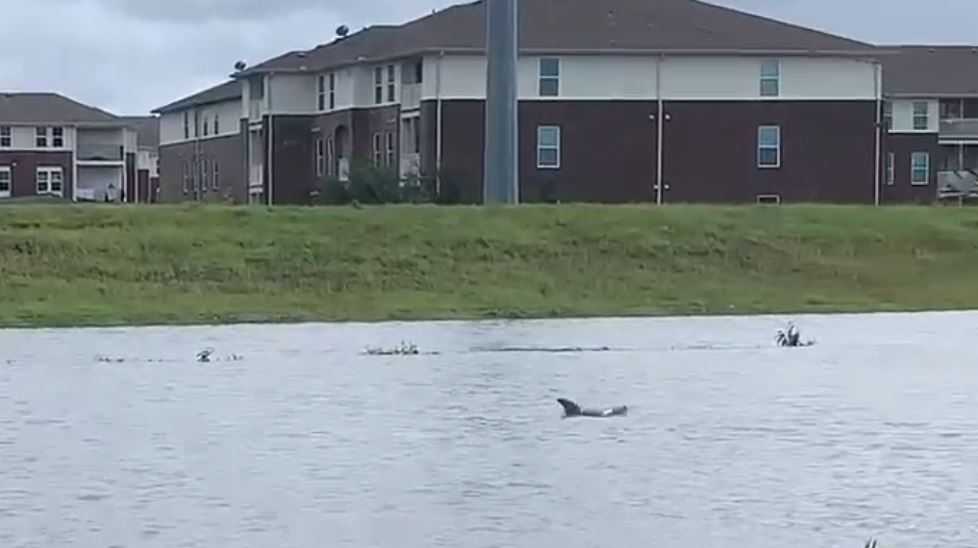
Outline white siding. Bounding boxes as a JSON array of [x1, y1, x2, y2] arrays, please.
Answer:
[[421, 54, 876, 102], [268, 73, 316, 114], [77, 165, 123, 201], [159, 99, 241, 146], [888, 99, 940, 133], [159, 111, 185, 145], [124, 128, 138, 153], [0, 125, 74, 150]]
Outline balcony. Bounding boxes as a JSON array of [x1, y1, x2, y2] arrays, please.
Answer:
[[939, 119, 978, 143], [937, 170, 978, 200], [77, 143, 124, 163], [401, 83, 421, 111]]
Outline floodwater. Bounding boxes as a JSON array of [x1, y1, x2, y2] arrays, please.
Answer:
[[1, 312, 977, 548]]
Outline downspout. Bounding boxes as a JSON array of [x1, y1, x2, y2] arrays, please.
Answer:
[[873, 61, 882, 207], [267, 73, 274, 206], [656, 54, 665, 206], [435, 50, 445, 196]]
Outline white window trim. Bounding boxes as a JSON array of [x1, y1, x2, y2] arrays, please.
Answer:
[[35, 126, 48, 148], [538, 58, 560, 97], [385, 132, 395, 167], [315, 138, 325, 177], [757, 125, 782, 169], [212, 161, 220, 190], [886, 152, 895, 186], [326, 136, 335, 176], [372, 132, 383, 166], [51, 127, 64, 148], [912, 101, 930, 131], [536, 125, 561, 170], [317, 75, 326, 111], [760, 59, 781, 98], [374, 67, 384, 105], [0, 126, 10, 148], [0, 166, 11, 198], [386, 65, 396, 103], [911, 152, 930, 186], [328, 73, 336, 110], [36, 166, 64, 197]]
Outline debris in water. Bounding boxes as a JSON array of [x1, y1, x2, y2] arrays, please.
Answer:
[[364, 341, 421, 356], [775, 322, 815, 347]]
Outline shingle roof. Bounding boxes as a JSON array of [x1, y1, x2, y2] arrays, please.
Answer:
[[151, 80, 241, 114], [882, 46, 978, 97], [237, 0, 878, 76], [120, 116, 160, 149], [0, 92, 120, 124]]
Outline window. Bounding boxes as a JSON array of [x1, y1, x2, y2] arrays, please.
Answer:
[[539, 58, 560, 97], [414, 61, 423, 84], [536, 126, 561, 169], [36, 127, 48, 148], [315, 138, 325, 177], [883, 101, 893, 130], [886, 152, 895, 186], [0, 126, 10, 148], [911, 152, 930, 185], [183, 112, 190, 139], [203, 116, 210, 137], [194, 111, 200, 137], [201, 159, 209, 192], [757, 125, 781, 168], [183, 161, 189, 193], [387, 65, 396, 103], [213, 115, 220, 135], [326, 136, 335, 176], [317, 75, 326, 111], [36, 166, 63, 196], [52, 127, 64, 148], [374, 67, 384, 104], [385, 132, 395, 167], [760, 59, 780, 97], [373, 133, 383, 166], [328, 73, 336, 110], [212, 161, 220, 190], [0, 166, 11, 198], [913, 102, 929, 131], [940, 99, 963, 120]]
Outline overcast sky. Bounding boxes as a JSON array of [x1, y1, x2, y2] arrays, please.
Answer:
[[2, 0, 976, 116]]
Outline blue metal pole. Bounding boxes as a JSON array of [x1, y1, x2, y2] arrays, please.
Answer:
[[484, 0, 519, 204]]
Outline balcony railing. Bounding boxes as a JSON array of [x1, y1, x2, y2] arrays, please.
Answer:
[[401, 83, 421, 111], [939, 119, 978, 141], [77, 143, 123, 162], [937, 170, 978, 198]]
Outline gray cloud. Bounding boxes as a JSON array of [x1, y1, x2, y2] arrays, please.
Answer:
[[1, 0, 976, 115]]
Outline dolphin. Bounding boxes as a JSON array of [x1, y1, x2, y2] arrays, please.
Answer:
[[557, 398, 628, 418]]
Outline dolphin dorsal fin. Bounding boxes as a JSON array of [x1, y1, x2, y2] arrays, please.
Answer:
[[557, 398, 582, 416]]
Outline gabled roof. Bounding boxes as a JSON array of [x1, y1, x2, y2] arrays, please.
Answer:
[[0, 92, 120, 124], [120, 116, 160, 149], [152, 80, 241, 115], [882, 46, 978, 97], [236, 0, 879, 76]]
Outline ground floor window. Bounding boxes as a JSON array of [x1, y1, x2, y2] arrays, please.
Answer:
[[385, 132, 395, 168], [315, 138, 325, 177], [373, 133, 383, 167], [886, 152, 895, 186], [0, 166, 10, 198], [212, 161, 220, 190], [36, 166, 63, 196], [757, 126, 781, 168], [911, 152, 930, 185], [536, 126, 561, 169], [326, 137, 335, 177]]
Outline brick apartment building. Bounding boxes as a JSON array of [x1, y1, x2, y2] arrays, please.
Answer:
[[152, 0, 978, 206]]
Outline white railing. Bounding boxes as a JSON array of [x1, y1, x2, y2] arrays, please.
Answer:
[[249, 165, 263, 188], [400, 153, 421, 179], [939, 118, 978, 140]]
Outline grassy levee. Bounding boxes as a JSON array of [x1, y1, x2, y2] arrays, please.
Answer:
[[1, 203, 977, 327]]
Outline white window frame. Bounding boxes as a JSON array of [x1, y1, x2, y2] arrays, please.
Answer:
[[315, 137, 325, 177], [385, 131, 395, 167], [212, 161, 220, 190], [760, 59, 781, 97], [326, 136, 336, 176], [202, 116, 210, 137], [183, 112, 190, 139], [52, 127, 64, 148], [0, 166, 11, 198], [35, 127, 48, 148], [213, 115, 220, 135], [386, 65, 396, 103], [317, 75, 326, 111], [374, 67, 384, 105], [757, 125, 781, 169], [886, 152, 895, 186], [538, 58, 560, 97], [911, 152, 930, 186], [0, 126, 10, 148], [912, 101, 929, 131], [373, 133, 383, 166], [328, 73, 336, 110], [536, 125, 561, 169], [36, 166, 63, 197], [882, 101, 893, 130]]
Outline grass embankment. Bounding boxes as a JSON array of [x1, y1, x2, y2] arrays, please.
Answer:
[[1, 203, 977, 327]]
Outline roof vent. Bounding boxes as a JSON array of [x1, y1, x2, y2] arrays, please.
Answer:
[[297, 51, 307, 58], [336, 25, 350, 39]]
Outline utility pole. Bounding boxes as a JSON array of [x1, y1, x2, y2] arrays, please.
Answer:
[[483, 0, 519, 205]]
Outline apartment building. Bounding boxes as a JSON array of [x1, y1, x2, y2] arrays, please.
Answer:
[[880, 46, 978, 203], [0, 93, 145, 202], [121, 116, 162, 203], [156, 0, 898, 205]]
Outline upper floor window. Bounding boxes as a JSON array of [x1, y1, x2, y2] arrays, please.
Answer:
[[213, 115, 220, 135], [202, 116, 210, 137], [760, 59, 780, 97], [52, 127, 63, 148], [315, 137, 325, 177], [317, 75, 326, 111], [36, 127, 48, 148], [374, 67, 384, 104], [385, 132, 395, 167], [940, 99, 963, 119], [414, 61, 423, 84], [0, 126, 10, 148], [913, 101, 929, 130], [539, 58, 560, 97], [757, 125, 781, 168], [329, 73, 336, 110], [386, 65, 396, 103], [372, 133, 383, 166], [882, 101, 893, 129], [183, 112, 190, 139], [536, 125, 561, 169], [212, 161, 220, 190]]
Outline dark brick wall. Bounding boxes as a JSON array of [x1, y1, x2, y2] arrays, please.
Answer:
[[0, 151, 74, 200], [158, 133, 246, 204], [882, 133, 940, 204]]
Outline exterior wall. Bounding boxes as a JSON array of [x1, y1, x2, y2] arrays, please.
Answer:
[[311, 110, 355, 188], [433, 98, 877, 204], [269, 73, 316, 114], [421, 54, 877, 101], [269, 115, 315, 204], [158, 133, 246, 204], [882, 133, 940, 204], [352, 105, 400, 170], [0, 125, 75, 151], [314, 66, 357, 113], [77, 166, 123, 202], [0, 151, 74, 200], [160, 99, 241, 145], [888, 99, 940, 133]]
